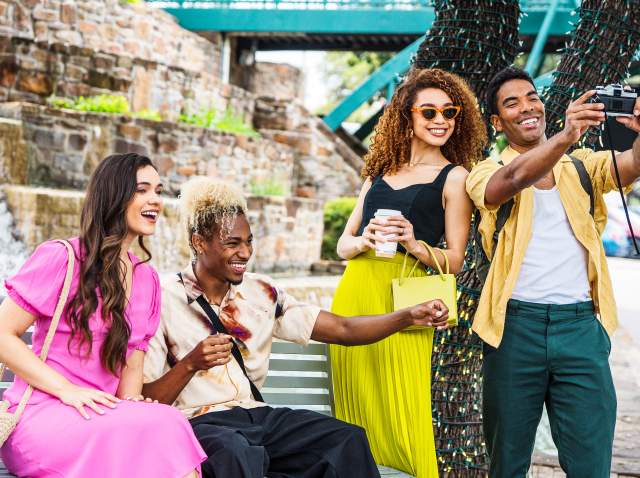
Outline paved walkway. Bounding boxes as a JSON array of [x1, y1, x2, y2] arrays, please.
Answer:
[[280, 261, 640, 477], [530, 326, 640, 477]]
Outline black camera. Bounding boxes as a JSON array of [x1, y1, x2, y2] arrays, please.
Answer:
[[593, 84, 637, 117]]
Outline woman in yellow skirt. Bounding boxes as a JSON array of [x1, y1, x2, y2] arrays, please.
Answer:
[[330, 68, 487, 477]]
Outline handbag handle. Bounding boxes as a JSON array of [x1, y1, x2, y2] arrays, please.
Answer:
[[400, 240, 449, 284], [2, 240, 75, 419]]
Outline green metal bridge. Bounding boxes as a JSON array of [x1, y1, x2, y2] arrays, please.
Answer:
[[148, 0, 581, 135]]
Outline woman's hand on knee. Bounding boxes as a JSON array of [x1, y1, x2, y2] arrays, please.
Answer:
[[56, 383, 120, 420]]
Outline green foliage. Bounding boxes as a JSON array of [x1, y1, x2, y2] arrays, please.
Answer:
[[49, 95, 166, 122], [249, 178, 287, 197], [319, 52, 392, 122], [321, 197, 357, 261], [178, 109, 217, 129], [215, 108, 260, 137], [48, 95, 258, 136], [49, 94, 130, 114], [132, 109, 163, 122], [178, 107, 259, 137]]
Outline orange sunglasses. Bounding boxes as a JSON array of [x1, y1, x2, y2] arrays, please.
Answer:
[[411, 105, 462, 120]]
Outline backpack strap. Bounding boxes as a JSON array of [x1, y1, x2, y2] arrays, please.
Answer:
[[488, 158, 514, 258], [491, 199, 514, 258], [568, 155, 594, 218]]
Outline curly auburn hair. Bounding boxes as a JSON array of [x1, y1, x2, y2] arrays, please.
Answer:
[[363, 68, 487, 179]]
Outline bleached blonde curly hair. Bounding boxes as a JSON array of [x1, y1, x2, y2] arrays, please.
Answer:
[[179, 177, 248, 255]]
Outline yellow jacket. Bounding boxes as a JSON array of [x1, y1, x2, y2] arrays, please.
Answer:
[[466, 145, 623, 347]]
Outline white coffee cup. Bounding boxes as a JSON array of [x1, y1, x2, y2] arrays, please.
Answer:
[[374, 209, 401, 258]]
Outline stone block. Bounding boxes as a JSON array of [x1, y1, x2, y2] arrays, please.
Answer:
[[115, 138, 148, 156], [78, 21, 97, 34], [32, 128, 65, 150], [55, 29, 82, 45], [118, 123, 142, 141], [87, 69, 113, 89], [0, 59, 17, 87], [32, 5, 58, 22], [67, 133, 87, 151], [0, 118, 28, 185], [157, 134, 178, 154], [177, 165, 196, 177], [93, 54, 116, 71], [60, 2, 76, 24], [18, 71, 52, 95], [64, 63, 86, 81]]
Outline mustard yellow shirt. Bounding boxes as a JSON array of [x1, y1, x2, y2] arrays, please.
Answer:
[[466, 146, 622, 347]]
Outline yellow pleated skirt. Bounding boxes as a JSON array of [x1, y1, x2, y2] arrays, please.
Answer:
[[330, 250, 438, 478]]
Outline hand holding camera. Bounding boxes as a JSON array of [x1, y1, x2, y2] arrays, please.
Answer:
[[595, 84, 640, 133], [562, 90, 606, 145]]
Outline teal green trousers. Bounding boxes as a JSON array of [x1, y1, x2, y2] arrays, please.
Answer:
[[482, 300, 616, 478]]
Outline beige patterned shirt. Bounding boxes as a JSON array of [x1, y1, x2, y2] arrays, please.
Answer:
[[143, 264, 321, 419]]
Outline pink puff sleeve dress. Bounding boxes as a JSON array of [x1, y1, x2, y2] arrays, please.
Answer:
[[1, 238, 206, 478]]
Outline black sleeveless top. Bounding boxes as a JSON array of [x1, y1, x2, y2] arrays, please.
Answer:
[[357, 164, 456, 249]]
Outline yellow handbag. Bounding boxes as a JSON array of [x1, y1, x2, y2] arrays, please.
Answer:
[[392, 240, 458, 330]]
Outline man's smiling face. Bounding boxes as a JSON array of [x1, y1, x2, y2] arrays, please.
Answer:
[[491, 78, 546, 149]]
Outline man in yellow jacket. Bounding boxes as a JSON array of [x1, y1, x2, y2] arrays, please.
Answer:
[[467, 67, 640, 478]]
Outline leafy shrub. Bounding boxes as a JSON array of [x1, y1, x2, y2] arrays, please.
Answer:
[[178, 109, 217, 129], [249, 178, 287, 197], [48, 96, 258, 136], [178, 107, 259, 137], [132, 109, 163, 122], [49, 94, 130, 114], [215, 108, 260, 137], [321, 197, 357, 261]]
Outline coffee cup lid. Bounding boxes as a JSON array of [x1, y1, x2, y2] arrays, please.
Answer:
[[375, 209, 401, 216]]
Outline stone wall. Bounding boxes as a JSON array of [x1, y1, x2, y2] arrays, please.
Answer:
[[0, 1, 262, 121], [0, 35, 253, 122], [2, 185, 323, 273], [255, 97, 363, 201], [0, 0, 219, 74], [234, 62, 304, 101], [0, 102, 295, 195]]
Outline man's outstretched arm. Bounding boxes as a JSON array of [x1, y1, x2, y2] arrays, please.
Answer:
[[310, 300, 449, 346], [484, 91, 604, 207]]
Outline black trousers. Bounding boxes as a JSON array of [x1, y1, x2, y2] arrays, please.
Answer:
[[190, 406, 380, 478]]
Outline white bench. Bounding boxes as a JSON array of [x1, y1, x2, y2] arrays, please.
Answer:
[[0, 336, 413, 478], [264, 340, 414, 478]]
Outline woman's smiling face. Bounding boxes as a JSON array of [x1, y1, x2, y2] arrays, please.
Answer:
[[411, 88, 457, 147]]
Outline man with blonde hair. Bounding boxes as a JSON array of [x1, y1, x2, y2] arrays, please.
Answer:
[[143, 177, 450, 478]]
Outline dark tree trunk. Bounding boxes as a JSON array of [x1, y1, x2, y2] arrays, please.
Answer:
[[544, 0, 640, 148], [414, 0, 521, 115], [414, 2, 520, 476]]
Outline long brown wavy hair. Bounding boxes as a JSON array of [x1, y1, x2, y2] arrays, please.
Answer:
[[363, 68, 487, 179], [67, 153, 155, 375]]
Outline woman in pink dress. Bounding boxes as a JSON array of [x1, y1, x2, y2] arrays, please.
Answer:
[[0, 153, 206, 477]]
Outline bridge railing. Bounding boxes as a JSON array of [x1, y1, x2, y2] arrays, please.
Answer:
[[147, 0, 431, 9]]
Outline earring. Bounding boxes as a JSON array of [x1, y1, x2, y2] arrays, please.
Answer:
[[409, 129, 414, 138]]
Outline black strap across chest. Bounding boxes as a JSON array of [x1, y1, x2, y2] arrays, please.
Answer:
[[177, 272, 264, 402], [194, 295, 264, 403]]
